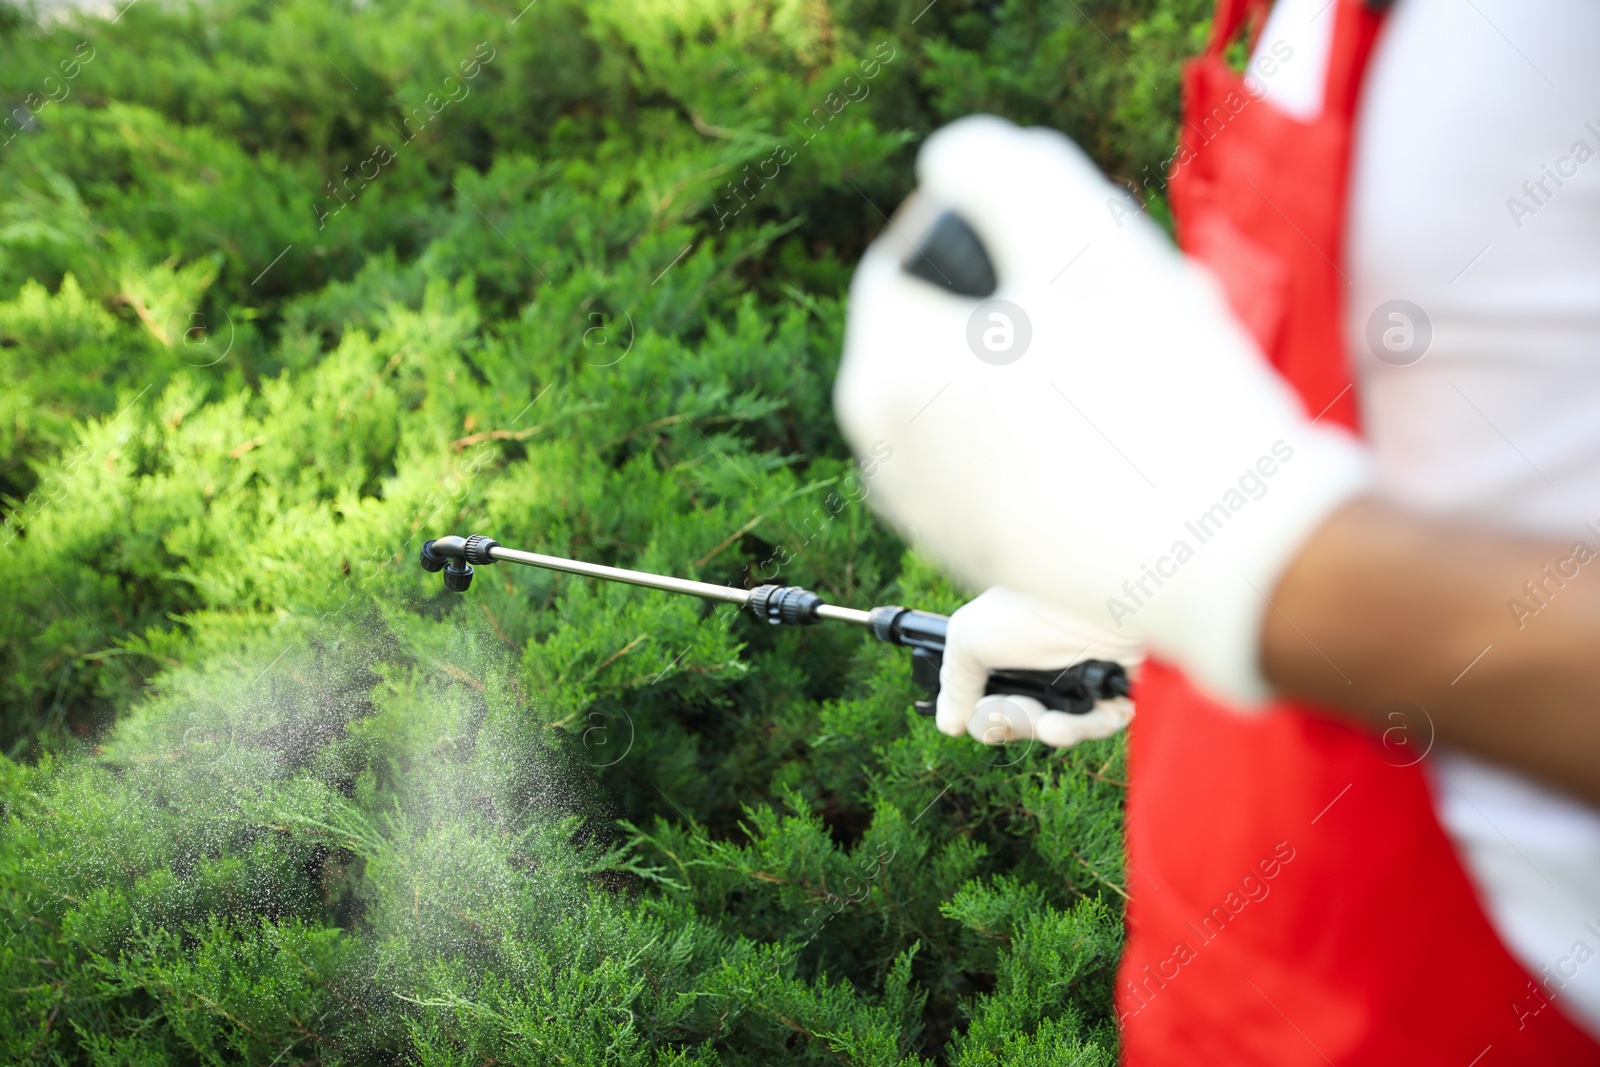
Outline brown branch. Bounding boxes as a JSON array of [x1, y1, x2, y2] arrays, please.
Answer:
[[1073, 852, 1130, 901], [427, 658, 485, 691], [774, 1014, 855, 1063], [192, 993, 277, 1043], [294, 957, 367, 1015], [967, 922, 1013, 944], [695, 513, 765, 569], [590, 634, 649, 677], [1084, 768, 1128, 788], [27, 994, 64, 1061], [366, 349, 407, 397], [479, 603, 519, 650], [689, 111, 736, 139], [450, 425, 545, 452], [601, 413, 737, 451], [116, 291, 170, 346]]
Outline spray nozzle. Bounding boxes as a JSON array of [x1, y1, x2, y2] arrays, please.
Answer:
[[420, 534, 500, 593]]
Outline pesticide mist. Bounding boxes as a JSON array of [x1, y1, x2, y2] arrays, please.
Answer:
[[9, 605, 665, 1059], [0, 0, 1165, 1059]]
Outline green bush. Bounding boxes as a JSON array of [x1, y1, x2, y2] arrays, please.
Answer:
[[0, 0, 1201, 1061]]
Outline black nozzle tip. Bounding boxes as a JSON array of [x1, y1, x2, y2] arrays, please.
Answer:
[[442, 561, 474, 592], [420, 540, 447, 572]]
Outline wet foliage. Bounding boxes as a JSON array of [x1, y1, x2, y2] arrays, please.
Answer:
[[0, 0, 1203, 1060]]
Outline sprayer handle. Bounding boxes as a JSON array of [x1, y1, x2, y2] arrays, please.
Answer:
[[983, 661, 1130, 713], [907, 655, 1129, 717], [872, 607, 1129, 717]]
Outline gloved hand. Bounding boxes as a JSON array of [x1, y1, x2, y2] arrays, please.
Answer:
[[834, 115, 1370, 706], [940, 586, 1143, 748]]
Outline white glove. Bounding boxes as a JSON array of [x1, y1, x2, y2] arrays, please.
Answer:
[[940, 586, 1143, 748], [835, 115, 1370, 706]]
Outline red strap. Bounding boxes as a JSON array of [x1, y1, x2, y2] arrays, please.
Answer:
[[1324, 0, 1385, 117], [1205, 0, 1381, 116], [1203, 0, 1272, 57]]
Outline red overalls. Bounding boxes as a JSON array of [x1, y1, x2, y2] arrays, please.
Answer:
[[1118, 0, 1600, 1061]]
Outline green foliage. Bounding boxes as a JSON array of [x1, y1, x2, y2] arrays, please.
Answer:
[[0, 0, 1199, 1060]]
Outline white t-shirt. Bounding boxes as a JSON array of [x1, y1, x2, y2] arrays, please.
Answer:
[[1256, 0, 1600, 1038]]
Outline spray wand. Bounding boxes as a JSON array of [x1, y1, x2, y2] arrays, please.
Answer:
[[420, 533, 1128, 716]]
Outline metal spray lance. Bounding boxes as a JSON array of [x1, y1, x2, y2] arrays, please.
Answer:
[[420, 534, 1129, 716]]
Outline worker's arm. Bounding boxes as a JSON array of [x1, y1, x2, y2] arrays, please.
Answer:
[[834, 116, 1598, 804], [1263, 498, 1600, 805]]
